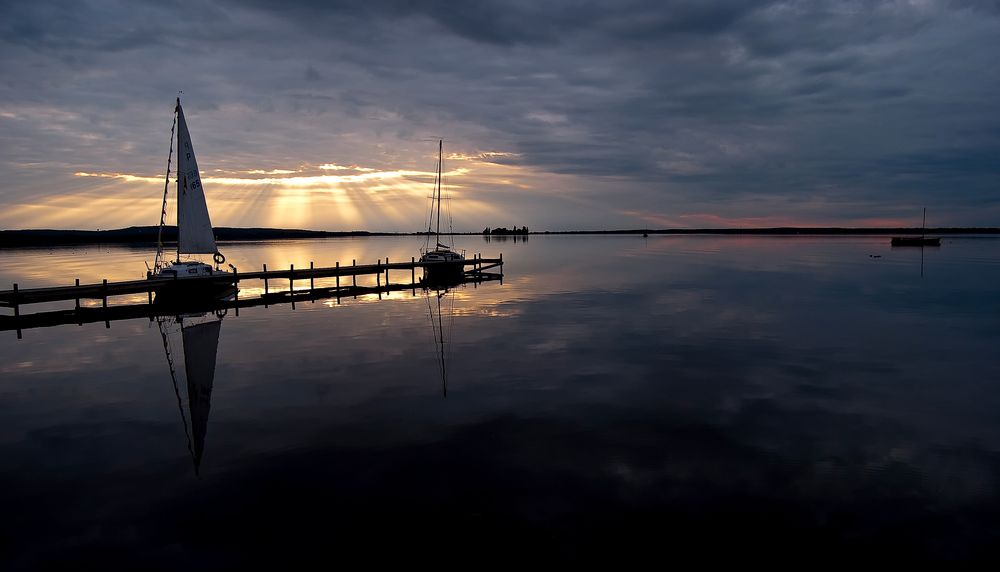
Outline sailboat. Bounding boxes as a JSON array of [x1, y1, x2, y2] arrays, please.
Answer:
[[891, 208, 941, 246], [158, 310, 225, 476], [149, 97, 233, 298], [419, 140, 466, 281]]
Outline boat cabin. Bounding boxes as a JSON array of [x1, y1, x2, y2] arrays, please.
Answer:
[[157, 261, 217, 278], [421, 249, 464, 263]]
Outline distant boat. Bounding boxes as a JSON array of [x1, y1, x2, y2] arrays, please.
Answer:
[[149, 97, 234, 299], [419, 140, 465, 281], [891, 208, 941, 247], [891, 236, 941, 246]]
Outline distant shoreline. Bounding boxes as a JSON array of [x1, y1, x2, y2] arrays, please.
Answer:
[[1, 225, 998, 247]]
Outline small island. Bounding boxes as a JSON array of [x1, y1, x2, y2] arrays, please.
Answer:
[[483, 226, 530, 235]]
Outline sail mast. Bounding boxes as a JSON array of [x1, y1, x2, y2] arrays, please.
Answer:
[[175, 98, 182, 263], [922, 207, 927, 239], [435, 139, 443, 241]]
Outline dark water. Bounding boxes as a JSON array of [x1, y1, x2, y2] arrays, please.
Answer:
[[2, 235, 999, 565]]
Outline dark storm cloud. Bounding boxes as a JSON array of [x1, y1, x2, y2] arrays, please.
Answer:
[[229, 0, 760, 45], [0, 0, 998, 228]]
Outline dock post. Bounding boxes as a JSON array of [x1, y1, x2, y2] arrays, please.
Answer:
[[352, 259, 357, 289], [335, 261, 340, 302], [233, 267, 239, 316], [411, 256, 415, 295], [102, 279, 109, 329], [290, 264, 295, 309], [263, 263, 269, 307], [75, 278, 82, 325], [13, 283, 20, 339], [385, 257, 390, 286], [309, 261, 315, 301]]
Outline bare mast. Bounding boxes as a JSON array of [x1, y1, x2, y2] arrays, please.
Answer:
[[435, 139, 443, 246], [176, 97, 182, 263]]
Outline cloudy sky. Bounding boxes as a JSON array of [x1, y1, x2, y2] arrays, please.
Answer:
[[1, 0, 998, 231]]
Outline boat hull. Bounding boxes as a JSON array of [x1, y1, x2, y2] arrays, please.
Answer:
[[153, 281, 236, 305], [890, 237, 941, 246], [151, 264, 235, 304], [420, 259, 466, 285]]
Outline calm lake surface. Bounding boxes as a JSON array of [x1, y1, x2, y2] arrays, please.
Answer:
[[2, 235, 999, 565]]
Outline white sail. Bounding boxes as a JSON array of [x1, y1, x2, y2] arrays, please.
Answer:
[[175, 102, 218, 254]]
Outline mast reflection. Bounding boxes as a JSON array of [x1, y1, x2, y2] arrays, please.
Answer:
[[425, 286, 455, 398]]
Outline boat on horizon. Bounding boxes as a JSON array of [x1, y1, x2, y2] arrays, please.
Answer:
[[419, 140, 466, 282], [148, 97, 235, 300], [891, 208, 941, 247]]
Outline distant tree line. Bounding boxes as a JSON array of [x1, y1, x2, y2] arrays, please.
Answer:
[[483, 226, 529, 235]]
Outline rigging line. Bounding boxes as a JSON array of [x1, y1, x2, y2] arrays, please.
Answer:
[[423, 145, 438, 250], [154, 109, 178, 274], [424, 167, 435, 252], [425, 157, 436, 234], [447, 186, 455, 246]]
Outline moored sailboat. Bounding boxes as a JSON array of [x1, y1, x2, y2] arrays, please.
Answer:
[[149, 98, 234, 300], [891, 208, 941, 246], [419, 140, 465, 282]]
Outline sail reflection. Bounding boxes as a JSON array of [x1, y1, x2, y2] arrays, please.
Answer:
[[158, 310, 225, 476]]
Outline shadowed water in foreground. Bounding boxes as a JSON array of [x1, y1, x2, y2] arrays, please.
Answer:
[[2, 235, 999, 566]]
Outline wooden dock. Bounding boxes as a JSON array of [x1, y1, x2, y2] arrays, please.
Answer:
[[0, 255, 503, 338]]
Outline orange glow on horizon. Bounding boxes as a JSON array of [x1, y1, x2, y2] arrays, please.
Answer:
[[2, 157, 513, 231]]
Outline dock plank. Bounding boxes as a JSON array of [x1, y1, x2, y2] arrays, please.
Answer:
[[0, 272, 503, 333], [0, 258, 503, 307]]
